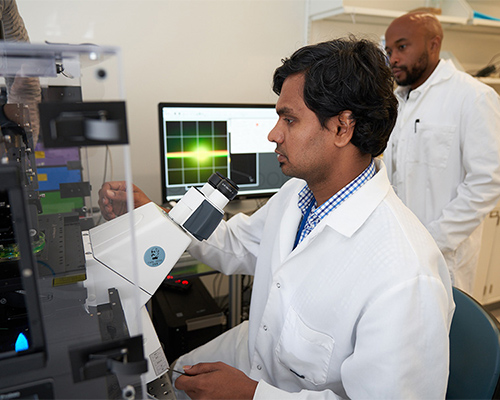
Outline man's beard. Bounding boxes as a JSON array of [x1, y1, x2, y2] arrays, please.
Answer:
[[394, 51, 429, 87]]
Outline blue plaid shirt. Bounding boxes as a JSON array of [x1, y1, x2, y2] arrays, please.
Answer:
[[294, 159, 376, 247]]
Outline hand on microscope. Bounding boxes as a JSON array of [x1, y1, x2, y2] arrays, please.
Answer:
[[98, 181, 152, 220]]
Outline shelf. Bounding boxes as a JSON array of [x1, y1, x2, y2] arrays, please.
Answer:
[[309, 5, 470, 25], [309, 5, 403, 24], [478, 76, 500, 83], [307, 0, 500, 35], [471, 17, 500, 27], [444, 19, 500, 34]]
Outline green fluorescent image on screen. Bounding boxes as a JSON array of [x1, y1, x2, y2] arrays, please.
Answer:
[[159, 103, 291, 203], [165, 120, 229, 186]]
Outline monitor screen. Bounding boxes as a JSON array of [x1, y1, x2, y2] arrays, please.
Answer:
[[158, 103, 290, 203]]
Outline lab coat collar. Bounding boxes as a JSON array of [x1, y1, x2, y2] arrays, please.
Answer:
[[279, 184, 304, 258], [395, 59, 456, 102], [282, 159, 390, 262], [321, 158, 390, 238]]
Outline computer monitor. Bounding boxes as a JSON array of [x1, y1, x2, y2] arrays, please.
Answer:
[[158, 103, 290, 203]]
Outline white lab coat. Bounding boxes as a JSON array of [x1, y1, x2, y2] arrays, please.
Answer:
[[173, 160, 454, 399], [384, 59, 500, 293]]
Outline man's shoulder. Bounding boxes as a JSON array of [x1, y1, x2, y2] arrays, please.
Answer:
[[373, 188, 436, 247], [263, 178, 304, 206], [374, 191, 446, 266], [440, 60, 496, 94], [275, 178, 305, 196]]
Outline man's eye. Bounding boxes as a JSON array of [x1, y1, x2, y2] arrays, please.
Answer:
[[284, 118, 293, 124]]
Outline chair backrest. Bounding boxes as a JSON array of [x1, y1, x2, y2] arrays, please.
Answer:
[[446, 287, 500, 399]]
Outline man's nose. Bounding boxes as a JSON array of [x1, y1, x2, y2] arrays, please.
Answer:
[[268, 121, 282, 143], [389, 54, 398, 67]]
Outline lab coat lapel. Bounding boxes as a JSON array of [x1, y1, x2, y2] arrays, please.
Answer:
[[395, 60, 454, 125], [277, 189, 302, 264], [291, 159, 390, 251], [278, 160, 390, 263], [325, 159, 390, 237]]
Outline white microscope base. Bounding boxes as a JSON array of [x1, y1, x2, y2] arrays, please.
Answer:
[[83, 230, 170, 384]]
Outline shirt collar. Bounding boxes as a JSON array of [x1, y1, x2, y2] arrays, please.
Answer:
[[395, 59, 456, 101], [297, 158, 376, 219]]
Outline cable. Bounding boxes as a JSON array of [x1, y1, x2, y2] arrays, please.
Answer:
[[474, 64, 496, 78], [96, 146, 113, 226], [37, 260, 55, 276], [102, 145, 109, 185], [487, 52, 500, 66], [473, 53, 500, 77]]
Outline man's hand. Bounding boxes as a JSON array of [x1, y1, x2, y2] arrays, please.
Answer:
[[98, 181, 152, 220], [174, 362, 258, 399]]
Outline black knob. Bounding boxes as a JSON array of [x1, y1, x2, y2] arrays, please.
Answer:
[[208, 172, 239, 200], [217, 178, 239, 201], [207, 172, 223, 189]]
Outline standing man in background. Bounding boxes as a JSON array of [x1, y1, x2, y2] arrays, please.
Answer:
[[384, 12, 500, 294]]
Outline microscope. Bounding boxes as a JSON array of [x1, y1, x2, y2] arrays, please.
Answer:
[[0, 41, 241, 399], [83, 173, 238, 385]]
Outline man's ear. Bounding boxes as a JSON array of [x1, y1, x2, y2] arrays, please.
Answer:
[[330, 110, 355, 148], [429, 35, 442, 55]]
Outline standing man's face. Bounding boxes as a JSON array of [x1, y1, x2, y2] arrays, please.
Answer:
[[385, 17, 433, 89], [267, 73, 339, 187]]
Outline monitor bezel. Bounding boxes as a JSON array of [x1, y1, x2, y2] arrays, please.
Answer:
[[158, 102, 284, 204]]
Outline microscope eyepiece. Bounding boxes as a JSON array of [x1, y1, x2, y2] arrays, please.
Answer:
[[217, 178, 238, 201], [208, 172, 224, 188], [208, 173, 239, 201]]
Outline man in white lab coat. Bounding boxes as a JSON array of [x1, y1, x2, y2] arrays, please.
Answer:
[[165, 38, 455, 399], [99, 38, 454, 398], [384, 12, 500, 294]]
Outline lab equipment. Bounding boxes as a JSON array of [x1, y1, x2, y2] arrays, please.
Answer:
[[0, 41, 148, 399], [158, 102, 289, 203], [152, 275, 226, 362], [83, 172, 238, 384], [0, 40, 240, 399]]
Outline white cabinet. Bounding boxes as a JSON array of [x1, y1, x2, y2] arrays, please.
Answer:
[[306, 0, 500, 43], [473, 208, 500, 305], [478, 77, 500, 91]]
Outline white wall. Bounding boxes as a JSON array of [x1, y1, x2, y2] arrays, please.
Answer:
[[17, 0, 500, 205], [17, 0, 306, 204]]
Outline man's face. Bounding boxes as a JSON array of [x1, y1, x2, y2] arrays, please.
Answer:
[[385, 19, 431, 89], [267, 73, 337, 185]]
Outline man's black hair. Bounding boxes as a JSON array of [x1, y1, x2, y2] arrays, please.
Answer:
[[273, 37, 398, 157]]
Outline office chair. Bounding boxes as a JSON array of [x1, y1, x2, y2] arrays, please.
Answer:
[[446, 287, 500, 399]]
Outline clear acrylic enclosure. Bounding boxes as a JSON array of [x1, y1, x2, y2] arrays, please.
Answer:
[[0, 42, 170, 399]]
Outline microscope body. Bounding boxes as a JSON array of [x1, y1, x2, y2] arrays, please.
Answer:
[[83, 173, 238, 385]]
